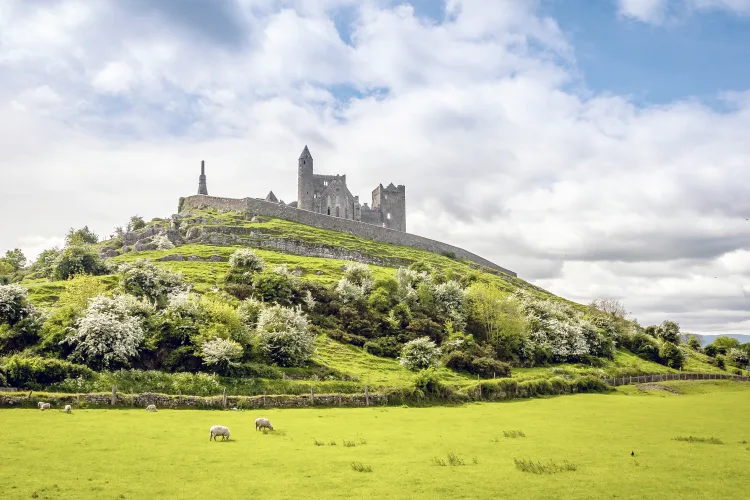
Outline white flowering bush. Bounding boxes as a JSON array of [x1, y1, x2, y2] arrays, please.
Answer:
[[200, 337, 244, 373], [399, 337, 441, 371], [515, 292, 615, 364], [237, 297, 265, 328], [119, 259, 188, 303], [63, 294, 146, 368], [335, 262, 373, 303], [727, 348, 749, 367], [256, 305, 315, 367], [152, 234, 175, 250], [166, 291, 201, 318], [0, 283, 36, 326], [228, 249, 265, 272]]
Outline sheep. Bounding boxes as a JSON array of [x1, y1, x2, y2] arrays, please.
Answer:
[[210, 425, 231, 441], [146, 405, 157, 412], [39, 403, 51, 411], [37, 402, 46, 409], [255, 417, 274, 432], [64, 405, 72, 414]]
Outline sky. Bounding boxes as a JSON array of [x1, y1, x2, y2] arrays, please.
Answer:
[[0, 0, 748, 336]]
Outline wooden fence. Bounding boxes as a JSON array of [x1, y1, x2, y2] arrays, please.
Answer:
[[602, 372, 750, 386]]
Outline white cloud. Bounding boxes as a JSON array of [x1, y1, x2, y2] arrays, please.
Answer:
[[617, 0, 750, 24], [617, 0, 669, 23], [0, 0, 748, 335]]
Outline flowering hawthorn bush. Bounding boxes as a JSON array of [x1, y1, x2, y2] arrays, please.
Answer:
[[399, 337, 441, 371], [256, 305, 315, 367]]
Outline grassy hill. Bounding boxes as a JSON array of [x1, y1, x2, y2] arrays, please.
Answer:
[[5, 207, 744, 398]]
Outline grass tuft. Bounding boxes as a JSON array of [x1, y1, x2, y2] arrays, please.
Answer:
[[342, 440, 356, 447], [314, 439, 325, 446], [433, 452, 466, 466], [514, 458, 577, 474], [503, 430, 526, 438], [673, 436, 723, 444], [351, 461, 373, 473]]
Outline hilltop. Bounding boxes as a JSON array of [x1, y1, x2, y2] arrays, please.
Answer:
[[1, 205, 747, 399]]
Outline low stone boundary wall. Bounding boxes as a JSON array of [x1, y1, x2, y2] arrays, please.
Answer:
[[180, 195, 517, 277]]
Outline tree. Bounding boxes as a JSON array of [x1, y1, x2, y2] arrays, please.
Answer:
[[335, 262, 373, 303], [658, 341, 685, 369], [467, 283, 525, 345], [686, 335, 702, 351], [711, 336, 741, 354], [65, 226, 99, 246], [31, 248, 61, 279], [256, 305, 315, 367], [399, 337, 441, 371], [590, 298, 627, 319], [53, 246, 107, 280], [2, 249, 27, 271], [127, 215, 146, 232], [657, 320, 680, 343]]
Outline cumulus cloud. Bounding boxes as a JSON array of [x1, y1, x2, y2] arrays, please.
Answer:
[[0, 0, 748, 335]]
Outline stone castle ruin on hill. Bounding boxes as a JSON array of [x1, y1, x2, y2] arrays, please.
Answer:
[[182, 146, 516, 277]]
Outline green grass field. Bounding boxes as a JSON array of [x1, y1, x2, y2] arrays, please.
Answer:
[[2, 380, 748, 500]]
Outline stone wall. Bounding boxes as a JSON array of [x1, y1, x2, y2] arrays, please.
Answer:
[[181, 195, 517, 277]]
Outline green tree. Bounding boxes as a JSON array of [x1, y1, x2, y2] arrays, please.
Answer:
[[127, 215, 146, 232], [53, 246, 107, 281], [657, 320, 680, 343], [2, 249, 27, 271], [65, 226, 99, 246]]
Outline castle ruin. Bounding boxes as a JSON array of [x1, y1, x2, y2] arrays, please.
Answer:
[[197, 146, 406, 232]]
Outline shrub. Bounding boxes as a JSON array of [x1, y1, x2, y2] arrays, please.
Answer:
[[1, 355, 95, 389], [53, 246, 107, 281], [704, 344, 718, 357], [65, 226, 99, 246], [335, 262, 373, 303], [443, 350, 511, 377], [256, 305, 315, 367], [237, 298, 265, 328], [0, 284, 37, 327], [687, 336, 702, 351], [727, 348, 749, 367], [251, 270, 295, 305], [228, 249, 265, 272], [363, 336, 402, 358], [119, 259, 188, 305], [199, 337, 244, 375], [127, 215, 146, 232], [658, 341, 685, 369], [152, 234, 174, 250], [413, 367, 453, 398], [399, 337, 441, 371], [716, 354, 726, 370], [62, 295, 147, 369]]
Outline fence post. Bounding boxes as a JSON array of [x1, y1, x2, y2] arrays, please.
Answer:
[[222, 387, 227, 409], [178, 391, 182, 405], [263, 392, 266, 407], [111, 386, 117, 406], [365, 385, 369, 407], [338, 393, 342, 406], [76, 394, 80, 408], [310, 387, 314, 406]]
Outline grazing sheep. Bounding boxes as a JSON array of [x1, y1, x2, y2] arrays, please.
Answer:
[[39, 403, 51, 411], [146, 405, 157, 412], [210, 425, 231, 441], [37, 402, 46, 409], [255, 417, 273, 431], [64, 405, 72, 414]]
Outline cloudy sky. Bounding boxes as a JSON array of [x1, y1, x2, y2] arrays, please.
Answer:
[[0, 0, 748, 336]]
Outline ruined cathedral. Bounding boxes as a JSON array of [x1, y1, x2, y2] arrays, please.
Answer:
[[198, 146, 406, 232], [294, 146, 406, 232]]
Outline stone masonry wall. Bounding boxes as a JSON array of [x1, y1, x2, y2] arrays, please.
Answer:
[[181, 195, 517, 277]]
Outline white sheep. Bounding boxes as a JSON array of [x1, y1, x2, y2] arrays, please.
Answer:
[[255, 417, 273, 431], [210, 425, 231, 441], [37, 402, 46, 409], [146, 404, 157, 412], [39, 403, 51, 411], [64, 405, 72, 414]]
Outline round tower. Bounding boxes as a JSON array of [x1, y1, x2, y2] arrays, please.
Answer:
[[298, 145, 314, 211]]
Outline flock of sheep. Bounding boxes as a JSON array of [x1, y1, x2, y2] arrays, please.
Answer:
[[38, 401, 274, 441]]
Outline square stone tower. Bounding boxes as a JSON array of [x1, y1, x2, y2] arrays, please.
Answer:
[[372, 183, 406, 232]]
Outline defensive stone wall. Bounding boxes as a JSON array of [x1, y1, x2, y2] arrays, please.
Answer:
[[180, 195, 516, 277]]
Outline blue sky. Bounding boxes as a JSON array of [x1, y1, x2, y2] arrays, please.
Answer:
[[0, 0, 748, 335]]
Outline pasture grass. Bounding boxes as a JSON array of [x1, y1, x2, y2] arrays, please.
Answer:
[[1, 380, 749, 500]]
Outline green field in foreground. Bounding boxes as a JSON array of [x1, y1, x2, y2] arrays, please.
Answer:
[[1, 381, 749, 500]]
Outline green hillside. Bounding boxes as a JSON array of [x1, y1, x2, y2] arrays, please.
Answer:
[[1, 207, 746, 400]]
